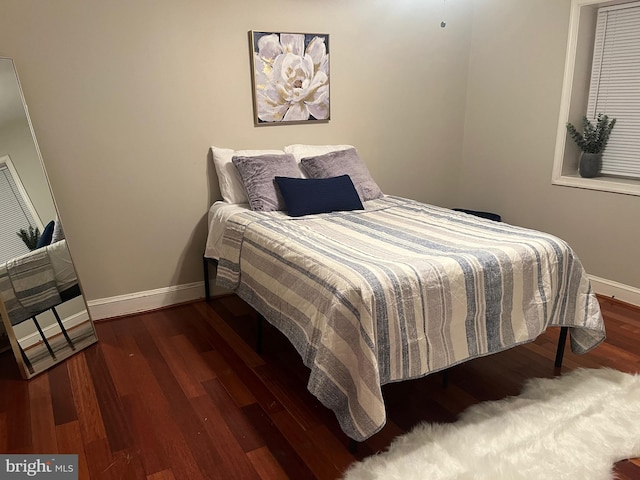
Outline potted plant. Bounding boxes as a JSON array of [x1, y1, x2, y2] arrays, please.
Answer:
[[566, 113, 616, 178], [17, 226, 40, 251]]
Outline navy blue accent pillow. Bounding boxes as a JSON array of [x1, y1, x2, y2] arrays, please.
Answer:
[[275, 175, 364, 217], [36, 220, 55, 249]]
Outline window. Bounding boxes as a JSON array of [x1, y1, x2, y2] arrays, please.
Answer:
[[588, 2, 640, 178], [0, 155, 42, 264], [552, 0, 640, 196]]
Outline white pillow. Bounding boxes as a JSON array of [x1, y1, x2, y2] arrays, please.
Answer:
[[211, 146, 286, 204]]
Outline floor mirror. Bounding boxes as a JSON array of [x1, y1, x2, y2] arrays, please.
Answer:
[[0, 56, 98, 379]]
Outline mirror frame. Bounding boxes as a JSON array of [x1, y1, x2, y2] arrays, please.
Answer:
[[0, 56, 97, 379]]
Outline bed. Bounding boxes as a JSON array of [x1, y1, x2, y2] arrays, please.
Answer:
[[204, 144, 606, 442], [0, 239, 81, 361], [0, 239, 78, 324]]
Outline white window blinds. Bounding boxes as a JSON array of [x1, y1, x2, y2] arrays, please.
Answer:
[[587, 2, 640, 179], [0, 158, 39, 264]]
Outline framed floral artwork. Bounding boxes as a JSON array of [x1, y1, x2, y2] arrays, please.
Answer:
[[249, 31, 330, 125]]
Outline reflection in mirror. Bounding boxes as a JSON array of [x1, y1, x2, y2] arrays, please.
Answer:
[[0, 56, 98, 379]]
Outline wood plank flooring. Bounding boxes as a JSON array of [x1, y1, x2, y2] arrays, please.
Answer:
[[0, 295, 639, 479]]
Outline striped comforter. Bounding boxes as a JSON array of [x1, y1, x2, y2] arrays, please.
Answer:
[[0, 248, 61, 326], [216, 196, 606, 441]]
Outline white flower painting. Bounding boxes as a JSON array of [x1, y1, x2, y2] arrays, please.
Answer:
[[250, 31, 330, 125]]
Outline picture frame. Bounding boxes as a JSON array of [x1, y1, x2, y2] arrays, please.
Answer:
[[249, 31, 330, 126]]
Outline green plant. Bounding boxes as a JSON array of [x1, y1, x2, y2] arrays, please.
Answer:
[[566, 113, 616, 154], [17, 226, 40, 251]]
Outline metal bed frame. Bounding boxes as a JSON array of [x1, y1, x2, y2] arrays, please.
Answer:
[[12, 283, 80, 373]]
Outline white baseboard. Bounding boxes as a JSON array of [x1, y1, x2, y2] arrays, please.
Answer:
[[85, 275, 639, 323], [87, 281, 208, 321], [589, 275, 640, 307]]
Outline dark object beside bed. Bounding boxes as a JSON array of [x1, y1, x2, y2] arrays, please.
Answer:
[[452, 208, 502, 222]]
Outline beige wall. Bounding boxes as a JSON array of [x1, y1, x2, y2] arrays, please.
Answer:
[[1, 0, 636, 305], [0, 0, 473, 301], [459, 0, 639, 290]]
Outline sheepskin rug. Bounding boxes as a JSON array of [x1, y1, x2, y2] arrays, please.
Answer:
[[343, 368, 640, 480]]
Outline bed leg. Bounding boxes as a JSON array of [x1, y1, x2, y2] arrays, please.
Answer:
[[52, 306, 75, 350], [348, 439, 359, 454], [32, 316, 56, 360], [256, 314, 263, 354], [203, 256, 210, 302], [554, 326, 569, 370]]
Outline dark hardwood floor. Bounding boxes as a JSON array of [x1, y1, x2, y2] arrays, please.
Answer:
[[1, 295, 639, 479]]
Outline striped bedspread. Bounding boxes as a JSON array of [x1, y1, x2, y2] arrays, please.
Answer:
[[216, 196, 606, 441], [0, 248, 61, 326]]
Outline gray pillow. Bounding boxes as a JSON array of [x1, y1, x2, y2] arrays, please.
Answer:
[[300, 148, 383, 201], [232, 153, 302, 211]]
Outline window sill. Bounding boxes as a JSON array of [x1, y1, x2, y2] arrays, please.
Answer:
[[552, 173, 640, 197]]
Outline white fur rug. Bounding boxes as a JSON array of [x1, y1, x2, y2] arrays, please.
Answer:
[[343, 368, 640, 480]]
